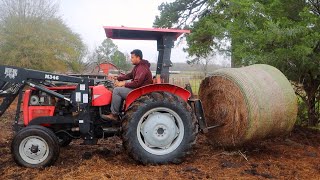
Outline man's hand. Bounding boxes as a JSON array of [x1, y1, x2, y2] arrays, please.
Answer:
[[115, 81, 125, 87], [108, 75, 118, 80]]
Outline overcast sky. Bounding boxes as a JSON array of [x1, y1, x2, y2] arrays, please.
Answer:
[[58, 0, 188, 63], [58, 0, 229, 66]]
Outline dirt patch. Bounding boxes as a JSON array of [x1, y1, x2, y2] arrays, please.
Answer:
[[1, 108, 320, 179]]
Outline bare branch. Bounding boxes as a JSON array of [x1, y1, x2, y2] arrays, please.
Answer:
[[176, 0, 209, 28], [308, 0, 320, 16], [0, 0, 59, 22]]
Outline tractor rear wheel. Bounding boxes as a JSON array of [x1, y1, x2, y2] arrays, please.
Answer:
[[122, 92, 197, 164], [11, 125, 60, 168]]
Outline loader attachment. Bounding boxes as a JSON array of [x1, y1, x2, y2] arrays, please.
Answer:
[[0, 66, 95, 139], [0, 65, 92, 117], [0, 81, 24, 117]]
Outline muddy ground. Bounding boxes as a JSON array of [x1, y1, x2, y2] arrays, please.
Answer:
[[1, 106, 320, 179]]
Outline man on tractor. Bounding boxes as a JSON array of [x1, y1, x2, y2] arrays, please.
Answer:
[[2, 27, 202, 168], [102, 49, 153, 121]]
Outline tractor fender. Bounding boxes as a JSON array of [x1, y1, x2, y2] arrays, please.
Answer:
[[125, 84, 191, 109]]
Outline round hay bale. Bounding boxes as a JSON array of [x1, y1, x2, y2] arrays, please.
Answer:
[[199, 64, 297, 147]]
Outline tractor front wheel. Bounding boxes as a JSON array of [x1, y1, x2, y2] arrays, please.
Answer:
[[11, 125, 60, 168], [122, 92, 197, 164]]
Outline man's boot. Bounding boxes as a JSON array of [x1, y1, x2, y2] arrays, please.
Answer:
[[101, 113, 119, 121]]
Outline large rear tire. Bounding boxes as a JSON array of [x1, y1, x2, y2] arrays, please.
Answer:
[[122, 92, 197, 164], [11, 125, 60, 168]]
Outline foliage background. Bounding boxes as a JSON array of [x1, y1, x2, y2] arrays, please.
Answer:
[[154, 0, 320, 126]]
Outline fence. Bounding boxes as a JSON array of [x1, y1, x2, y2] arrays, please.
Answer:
[[169, 72, 204, 95]]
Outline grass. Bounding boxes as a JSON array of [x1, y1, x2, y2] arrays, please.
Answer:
[[189, 78, 202, 95]]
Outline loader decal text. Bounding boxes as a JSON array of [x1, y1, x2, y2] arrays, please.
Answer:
[[4, 68, 18, 79], [45, 74, 59, 80]]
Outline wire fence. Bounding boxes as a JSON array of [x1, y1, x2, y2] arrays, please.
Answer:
[[169, 72, 204, 95]]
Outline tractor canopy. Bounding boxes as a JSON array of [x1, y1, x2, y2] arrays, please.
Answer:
[[103, 26, 190, 83], [103, 26, 190, 41]]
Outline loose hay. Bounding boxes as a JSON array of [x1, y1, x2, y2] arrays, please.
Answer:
[[199, 64, 297, 147]]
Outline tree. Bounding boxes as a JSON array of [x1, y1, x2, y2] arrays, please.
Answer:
[[187, 52, 216, 77], [0, 0, 58, 22], [155, 0, 320, 126], [0, 0, 87, 73], [95, 38, 118, 64], [89, 38, 132, 71], [111, 50, 131, 71], [251, 0, 320, 126]]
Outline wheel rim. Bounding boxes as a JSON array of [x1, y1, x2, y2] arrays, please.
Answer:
[[19, 136, 49, 165], [137, 107, 184, 155]]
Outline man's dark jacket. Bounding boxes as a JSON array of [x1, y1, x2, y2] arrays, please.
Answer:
[[117, 59, 153, 89]]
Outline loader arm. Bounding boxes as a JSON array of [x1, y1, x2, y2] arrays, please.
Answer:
[[0, 65, 85, 84], [0, 65, 92, 115], [0, 65, 94, 138]]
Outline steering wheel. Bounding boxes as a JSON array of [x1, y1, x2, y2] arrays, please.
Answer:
[[95, 79, 114, 89]]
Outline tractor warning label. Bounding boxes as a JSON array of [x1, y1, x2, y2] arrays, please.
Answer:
[[4, 68, 18, 79]]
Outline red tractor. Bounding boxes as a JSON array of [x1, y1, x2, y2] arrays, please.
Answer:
[[0, 27, 209, 168]]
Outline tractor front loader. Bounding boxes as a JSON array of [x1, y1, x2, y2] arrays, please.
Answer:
[[0, 66, 101, 167], [0, 27, 211, 168]]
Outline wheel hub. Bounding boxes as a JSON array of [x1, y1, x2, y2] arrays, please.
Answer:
[[141, 112, 179, 148], [19, 136, 49, 164], [157, 127, 164, 135], [30, 145, 39, 153]]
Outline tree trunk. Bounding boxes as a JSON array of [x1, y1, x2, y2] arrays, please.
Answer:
[[203, 60, 208, 77], [306, 91, 317, 126], [231, 41, 235, 68], [303, 76, 319, 126]]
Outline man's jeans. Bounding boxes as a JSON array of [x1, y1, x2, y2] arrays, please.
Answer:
[[111, 87, 132, 114]]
